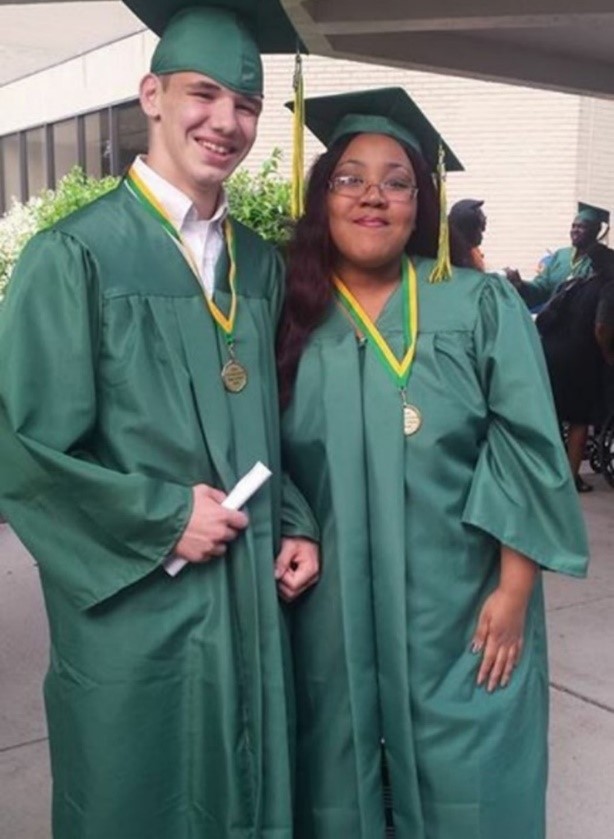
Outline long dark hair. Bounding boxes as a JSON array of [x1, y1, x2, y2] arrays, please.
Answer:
[[277, 134, 470, 409]]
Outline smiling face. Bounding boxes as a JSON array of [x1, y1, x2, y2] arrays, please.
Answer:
[[140, 71, 261, 216], [327, 133, 418, 277], [570, 216, 600, 250]]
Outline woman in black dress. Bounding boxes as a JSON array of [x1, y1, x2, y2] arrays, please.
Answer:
[[537, 243, 614, 491]]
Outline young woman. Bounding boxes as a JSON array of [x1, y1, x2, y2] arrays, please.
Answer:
[[276, 88, 588, 839]]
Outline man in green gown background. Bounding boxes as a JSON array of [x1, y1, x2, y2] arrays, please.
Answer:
[[505, 203, 609, 308], [0, 3, 319, 837]]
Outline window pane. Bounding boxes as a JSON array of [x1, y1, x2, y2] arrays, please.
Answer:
[[1, 134, 22, 207], [26, 126, 47, 197], [53, 119, 78, 182], [116, 101, 147, 175], [84, 110, 111, 178]]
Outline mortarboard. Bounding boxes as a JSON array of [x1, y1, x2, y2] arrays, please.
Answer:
[[289, 87, 463, 173], [124, 0, 305, 96], [576, 202, 610, 228]]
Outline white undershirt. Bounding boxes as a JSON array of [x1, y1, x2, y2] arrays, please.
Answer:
[[132, 156, 228, 299]]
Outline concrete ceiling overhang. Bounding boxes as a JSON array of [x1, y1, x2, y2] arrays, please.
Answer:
[[282, 0, 614, 99], [1, 0, 614, 99], [0, 2, 144, 87]]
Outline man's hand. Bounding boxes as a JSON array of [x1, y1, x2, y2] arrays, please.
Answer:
[[174, 484, 248, 563], [275, 538, 320, 602]]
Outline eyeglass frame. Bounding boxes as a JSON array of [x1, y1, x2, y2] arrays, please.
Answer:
[[328, 173, 419, 204]]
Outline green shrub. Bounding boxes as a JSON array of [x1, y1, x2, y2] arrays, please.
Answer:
[[227, 148, 293, 245], [0, 154, 293, 303], [0, 168, 118, 303], [36, 167, 119, 232]]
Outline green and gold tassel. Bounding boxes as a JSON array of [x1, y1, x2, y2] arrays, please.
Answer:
[[291, 51, 305, 219], [428, 143, 452, 284]]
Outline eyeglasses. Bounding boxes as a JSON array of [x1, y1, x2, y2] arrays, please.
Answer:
[[329, 174, 419, 204]]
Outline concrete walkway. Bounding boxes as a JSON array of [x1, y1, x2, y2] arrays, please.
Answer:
[[1, 473, 613, 838]]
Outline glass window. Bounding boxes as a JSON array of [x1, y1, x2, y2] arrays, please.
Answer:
[[26, 126, 48, 197], [1, 133, 22, 208], [115, 101, 147, 175], [84, 110, 111, 178], [53, 118, 78, 182]]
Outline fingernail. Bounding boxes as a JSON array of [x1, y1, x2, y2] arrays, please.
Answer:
[[471, 643, 482, 655]]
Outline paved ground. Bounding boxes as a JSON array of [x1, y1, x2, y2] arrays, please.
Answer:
[[1, 472, 613, 838]]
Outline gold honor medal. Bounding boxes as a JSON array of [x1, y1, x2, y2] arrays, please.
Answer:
[[221, 358, 248, 393], [334, 257, 422, 437], [125, 168, 247, 393], [403, 403, 422, 436]]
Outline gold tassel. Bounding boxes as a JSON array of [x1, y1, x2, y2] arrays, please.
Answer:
[[428, 143, 452, 283], [291, 51, 305, 220]]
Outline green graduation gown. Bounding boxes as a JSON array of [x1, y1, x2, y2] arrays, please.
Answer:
[[0, 184, 316, 839], [521, 245, 592, 307], [281, 259, 588, 839]]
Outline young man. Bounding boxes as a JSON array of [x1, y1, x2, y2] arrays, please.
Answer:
[[0, 4, 318, 838]]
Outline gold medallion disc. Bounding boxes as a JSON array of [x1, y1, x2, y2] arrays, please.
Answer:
[[221, 359, 248, 393], [403, 404, 422, 436]]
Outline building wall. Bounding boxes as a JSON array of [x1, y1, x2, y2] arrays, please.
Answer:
[[577, 97, 614, 229], [2, 32, 613, 274]]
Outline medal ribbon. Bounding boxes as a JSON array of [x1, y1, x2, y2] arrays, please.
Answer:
[[333, 256, 418, 389], [124, 165, 237, 340]]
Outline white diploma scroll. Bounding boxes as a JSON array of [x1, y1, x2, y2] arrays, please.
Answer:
[[163, 462, 272, 577]]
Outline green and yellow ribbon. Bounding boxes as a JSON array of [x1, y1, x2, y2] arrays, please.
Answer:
[[333, 256, 419, 389], [124, 165, 238, 342]]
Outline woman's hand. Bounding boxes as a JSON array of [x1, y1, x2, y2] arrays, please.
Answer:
[[471, 588, 529, 692], [275, 537, 320, 602], [471, 546, 538, 692]]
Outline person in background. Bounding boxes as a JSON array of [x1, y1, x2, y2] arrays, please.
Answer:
[[0, 2, 319, 838], [596, 277, 614, 365], [277, 86, 588, 839], [505, 203, 609, 308], [537, 242, 614, 491], [449, 197, 487, 270]]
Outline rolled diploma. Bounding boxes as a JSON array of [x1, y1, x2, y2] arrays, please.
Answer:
[[163, 462, 272, 577]]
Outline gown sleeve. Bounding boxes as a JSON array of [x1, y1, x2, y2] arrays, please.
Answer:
[[0, 231, 192, 610], [461, 273, 589, 577], [520, 259, 561, 308]]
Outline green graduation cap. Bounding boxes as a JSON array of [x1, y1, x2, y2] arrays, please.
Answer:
[[576, 202, 610, 227], [123, 1, 305, 95], [289, 87, 463, 173]]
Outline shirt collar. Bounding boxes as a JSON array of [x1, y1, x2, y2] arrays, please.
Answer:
[[132, 155, 228, 229]]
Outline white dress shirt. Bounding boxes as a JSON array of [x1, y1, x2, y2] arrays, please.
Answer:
[[132, 156, 228, 299]]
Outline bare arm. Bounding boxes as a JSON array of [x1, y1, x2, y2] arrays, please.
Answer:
[[472, 546, 538, 692]]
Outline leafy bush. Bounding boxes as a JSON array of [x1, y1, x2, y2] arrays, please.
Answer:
[[227, 148, 293, 245], [0, 168, 118, 302], [0, 154, 293, 303], [0, 198, 41, 302], [35, 167, 119, 232]]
